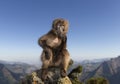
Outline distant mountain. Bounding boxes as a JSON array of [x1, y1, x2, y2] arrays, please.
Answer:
[[0, 60, 38, 84], [0, 57, 119, 84], [80, 56, 120, 84], [79, 60, 102, 82], [0, 63, 17, 84]]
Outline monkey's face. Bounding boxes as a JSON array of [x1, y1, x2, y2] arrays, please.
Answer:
[[52, 19, 69, 38]]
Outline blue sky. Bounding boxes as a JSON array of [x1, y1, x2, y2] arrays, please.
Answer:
[[0, 0, 120, 64]]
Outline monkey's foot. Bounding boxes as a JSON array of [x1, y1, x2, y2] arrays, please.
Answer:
[[60, 69, 67, 78], [41, 69, 48, 81]]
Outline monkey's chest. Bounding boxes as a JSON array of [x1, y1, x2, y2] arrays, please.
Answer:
[[47, 38, 61, 48], [52, 38, 59, 43]]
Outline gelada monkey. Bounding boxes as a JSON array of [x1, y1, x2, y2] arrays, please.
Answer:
[[38, 18, 70, 81]]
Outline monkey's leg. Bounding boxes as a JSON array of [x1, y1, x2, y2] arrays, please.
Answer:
[[60, 49, 70, 77], [44, 47, 53, 60], [41, 50, 53, 81], [41, 48, 53, 68]]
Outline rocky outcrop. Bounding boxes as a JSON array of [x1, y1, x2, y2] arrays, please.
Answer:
[[20, 64, 83, 84], [20, 61, 110, 84], [20, 67, 72, 84]]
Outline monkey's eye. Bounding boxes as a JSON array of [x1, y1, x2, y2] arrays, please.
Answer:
[[61, 25, 64, 28]]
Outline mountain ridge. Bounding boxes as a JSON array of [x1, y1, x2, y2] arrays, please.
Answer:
[[81, 56, 120, 84], [0, 61, 38, 84]]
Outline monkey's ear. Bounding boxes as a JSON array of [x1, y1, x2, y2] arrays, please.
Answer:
[[52, 19, 59, 28]]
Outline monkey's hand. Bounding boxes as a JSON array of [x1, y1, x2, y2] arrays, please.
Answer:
[[60, 36, 67, 49], [62, 35, 67, 43], [41, 69, 48, 81]]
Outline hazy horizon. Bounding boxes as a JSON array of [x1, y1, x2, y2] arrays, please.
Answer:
[[0, 56, 116, 65], [0, 0, 120, 65]]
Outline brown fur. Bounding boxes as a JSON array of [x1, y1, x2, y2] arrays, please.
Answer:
[[38, 18, 70, 81]]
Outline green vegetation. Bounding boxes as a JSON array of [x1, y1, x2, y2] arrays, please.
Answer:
[[86, 77, 109, 84], [68, 65, 83, 84]]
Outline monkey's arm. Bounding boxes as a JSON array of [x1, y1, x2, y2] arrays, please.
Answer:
[[38, 31, 57, 48], [38, 35, 52, 60], [38, 35, 47, 48], [62, 35, 67, 49], [59, 35, 67, 50]]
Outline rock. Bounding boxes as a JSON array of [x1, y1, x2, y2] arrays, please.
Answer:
[[20, 61, 84, 84], [37, 67, 72, 84], [32, 72, 44, 84], [57, 76, 72, 84], [20, 66, 72, 84]]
